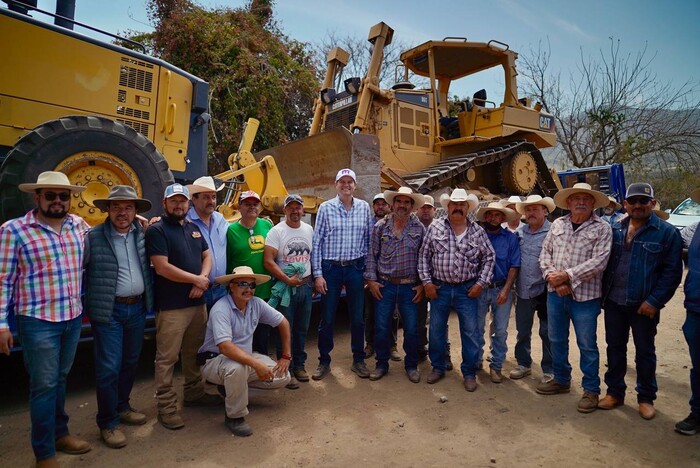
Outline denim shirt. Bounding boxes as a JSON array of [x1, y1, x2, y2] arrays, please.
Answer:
[[603, 213, 683, 309], [515, 220, 550, 299]]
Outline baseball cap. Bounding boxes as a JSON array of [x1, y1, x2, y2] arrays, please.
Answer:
[[239, 190, 261, 203], [284, 194, 304, 207], [372, 193, 385, 203], [335, 168, 356, 182], [164, 183, 190, 200], [625, 183, 654, 199]]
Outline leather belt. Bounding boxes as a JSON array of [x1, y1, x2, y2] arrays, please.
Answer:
[[327, 257, 362, 267], [433, 278, 475, 286], [115, 294, 143, 305], [486, 280, 506, 289], [379, 274, 419, 285]]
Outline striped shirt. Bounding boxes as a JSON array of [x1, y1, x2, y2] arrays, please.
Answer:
[[365, 213, 425, 281], [540, 213, 612, 302], [0, 210, 89, 328], [418, 218, 495, 286], [311, 196, 372, 277]]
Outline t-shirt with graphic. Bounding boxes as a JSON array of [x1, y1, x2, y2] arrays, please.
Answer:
[[266, 221, 313, 278], [226, 217, 273, 299]]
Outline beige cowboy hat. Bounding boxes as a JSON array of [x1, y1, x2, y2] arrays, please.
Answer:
[[18, 171, 86, 193], [553, 182, 609, 210], [476, 202, 520, 223], [606, 196, 622, 211], [691, 188, 700, 204], [500, 195, 522, 208], [514, 195, 556, 215], [439, 188, 479, 213], [652, 202, 670, 220], [215, 265, 271, 285], [187, 176, 224, 195], [383, 186, 424, 207], [94, 185, 152, 213]]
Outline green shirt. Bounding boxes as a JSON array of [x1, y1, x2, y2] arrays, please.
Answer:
[[226, 218, 273, 299]]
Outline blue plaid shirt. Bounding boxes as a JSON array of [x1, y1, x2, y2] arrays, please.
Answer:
[[311, 196, 372, 277]]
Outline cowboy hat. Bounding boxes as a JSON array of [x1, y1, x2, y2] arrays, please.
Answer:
[[691, 188, 700, 204], [18, 171, 86, 193], [476, 202, 519, 223], [500, 195, 522, 207], [422, 195, 435, 207], [215, 265, 271, 285], [187, 176, 224, 195], [93, 185, 152, 213], [652, 202, 670, 221], [553, 182, 609, 210], [383, 186, 424, 207], [439, 188, 479, 212], [514, 195, 556, 215], [606, 196, 622, 211]]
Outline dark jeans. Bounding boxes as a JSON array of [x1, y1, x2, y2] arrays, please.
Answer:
[[416, 297, 428, 358], [275, 282, 313, 369], [374, 281, 419, 370], [204, 283, 228, 311], [92, 301, 146, 429], [514, 291, 552, 373], [318, 259, 366, 365], [683, 309, 700, 414], [17, 315, 82, 461], [253, 324, 272, 355], [364, 287, 398, 347], [603, 300, 659, 403]]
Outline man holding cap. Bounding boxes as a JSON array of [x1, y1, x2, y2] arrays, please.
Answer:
[[599, 182, 682, 420], [146, 183, 220, 430], [85, 186, 154, 448], [264, 194, 314, 387], [311, 168, 372, 380]]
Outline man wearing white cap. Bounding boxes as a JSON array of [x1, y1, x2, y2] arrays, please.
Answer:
[[187, 176, 229, 309], [537, 182, 612, 414], [311, 168, 373, 380], [418, 188, 495, 392], [0, 171, 91, 465]]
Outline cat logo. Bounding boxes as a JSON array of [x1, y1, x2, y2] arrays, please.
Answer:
[[248, 234, 266, 251]]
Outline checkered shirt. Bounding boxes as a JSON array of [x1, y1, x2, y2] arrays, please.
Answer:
[[365, 213, 425, 281]]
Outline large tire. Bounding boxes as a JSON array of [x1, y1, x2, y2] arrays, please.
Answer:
[[0, 116, 173, 225]]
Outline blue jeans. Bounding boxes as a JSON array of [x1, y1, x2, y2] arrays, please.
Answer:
[[276, 282, 313, 369], [477, 286, 513, 370], [374, 281, 419, 370], [514, 292, 552, 373], [547, 293, 601, 394], [91, 301, 146, 430], [683, 309, 700, 414], [429, 280, 479, 377], [318, 259, 366, 365], [17, 315, 82, 461], [603, 300, 659, 403], [204, 284, 228, 311]]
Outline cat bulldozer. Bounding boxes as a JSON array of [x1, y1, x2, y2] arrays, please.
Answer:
[[257, 22, 561, 203]]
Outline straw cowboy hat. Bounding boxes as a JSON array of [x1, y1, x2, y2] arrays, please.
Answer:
[[93, 185, 152, 213], [187, 176, 224, 195], [215, 265, 271, 285], [652, 202, 670, 220], [606, 196, 622, 211], [691, 188, 700, 204], [514, 195, 556, 215], [553, 182, 609, 210], [383, 186, 424, 207], [476, 202, 520, 223], [439, 188, 479, 212], [18, 171, 86, 193]]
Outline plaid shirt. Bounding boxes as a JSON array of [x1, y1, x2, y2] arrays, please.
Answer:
[[0, 210, 89, 328], [540, 213, 612, 302], [365, 213, 425, 281], [418, 218, 495, 286], [311, 196, 372, 277]]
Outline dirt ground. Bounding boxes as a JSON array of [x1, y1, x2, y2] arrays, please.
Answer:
[[2, 279, 700, 467]]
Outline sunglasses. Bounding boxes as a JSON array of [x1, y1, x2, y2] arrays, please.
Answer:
[[43, 191, 71, 202], [232, 281, 256, 289], [626, 197, 651, 206]]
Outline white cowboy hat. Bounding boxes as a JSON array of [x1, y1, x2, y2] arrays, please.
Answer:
[[500, 195, 522, 207], [439, 188, 479, 213], [94, 185, 152, 213], [691, 188, 700, 204], [553, 182, 609, 210], [514, 195, 556, 215], [18, 171, 86, 193], [187, 176, 224, 195], [383, 186, 424, 207], [422, 195, 435, 207], [215, 265, 271, 285], [476, 202, 520, 223], [606, 196, 622, 211]]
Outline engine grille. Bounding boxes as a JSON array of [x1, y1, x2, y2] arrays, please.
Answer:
[[325, 102, 358, 131]]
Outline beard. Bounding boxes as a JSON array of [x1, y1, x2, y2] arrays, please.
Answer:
[[39, 205, 68, 219], [166, 211, 187, 222]]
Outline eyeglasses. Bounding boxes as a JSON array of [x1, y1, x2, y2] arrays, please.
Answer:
[[626, 197, 651, 206], [232, 281, 256, 289], [43, 191, 71, 202]]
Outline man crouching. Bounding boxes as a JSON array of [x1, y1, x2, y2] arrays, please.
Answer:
[[197, 266, 291, 436]]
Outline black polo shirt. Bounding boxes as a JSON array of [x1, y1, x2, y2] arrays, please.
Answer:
[[146, 215, 209, 311]]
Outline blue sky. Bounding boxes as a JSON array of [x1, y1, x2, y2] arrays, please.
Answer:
[[29, 0, 700, 100]]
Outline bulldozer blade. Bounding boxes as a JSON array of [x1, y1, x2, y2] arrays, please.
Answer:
[[254, 127, 381, 203]]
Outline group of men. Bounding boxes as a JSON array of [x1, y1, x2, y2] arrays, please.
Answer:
[[2, 169, 699, 467]]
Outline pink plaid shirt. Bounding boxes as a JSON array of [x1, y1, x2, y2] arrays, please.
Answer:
[[540, 213, 612, 302], [0, 210, 89, 328]]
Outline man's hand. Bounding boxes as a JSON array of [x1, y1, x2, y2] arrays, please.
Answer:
[[637, 301, 658, 319], [192, 274, 210, 290], [253, 361, 274, 381], [148, 216, 161, 226], [555, 284, 572, 297], [273, 357, 290, 378], [286, 274, 303, 287], [189, 285, 205, 299], [314, 277, 327, 295], [411, 284, 424, 303], [367, 280, 384, 300], [424, 283, 439, 300], [0, 330, 13, 356], [547, 271, 569, 288], [467, 283, 484, 299], [496, 288, 510, 305]]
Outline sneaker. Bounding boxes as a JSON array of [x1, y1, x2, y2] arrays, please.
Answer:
[[535, 379, 571, 395], [55, 434, 91, 454], [183, 393, 223, 407], [351, 361, 370, 378], [293, 367, 310, 382], [390, 346, 402, 362], [509, 365, 531, 380], [675, 412, 700, 435], [311, 363, 331, 381], [158, 412, 185, 430], [119, 409, 147, 426], [364, 344, 375, 358], [100, 428, 127, 449], [369, 367, 388, 381], [489, 368, 503, 384], [225, 416, 253, 437], [286, 375, 300, 389], [577, 392, 599, 413], [540, 373, 554, 384]]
